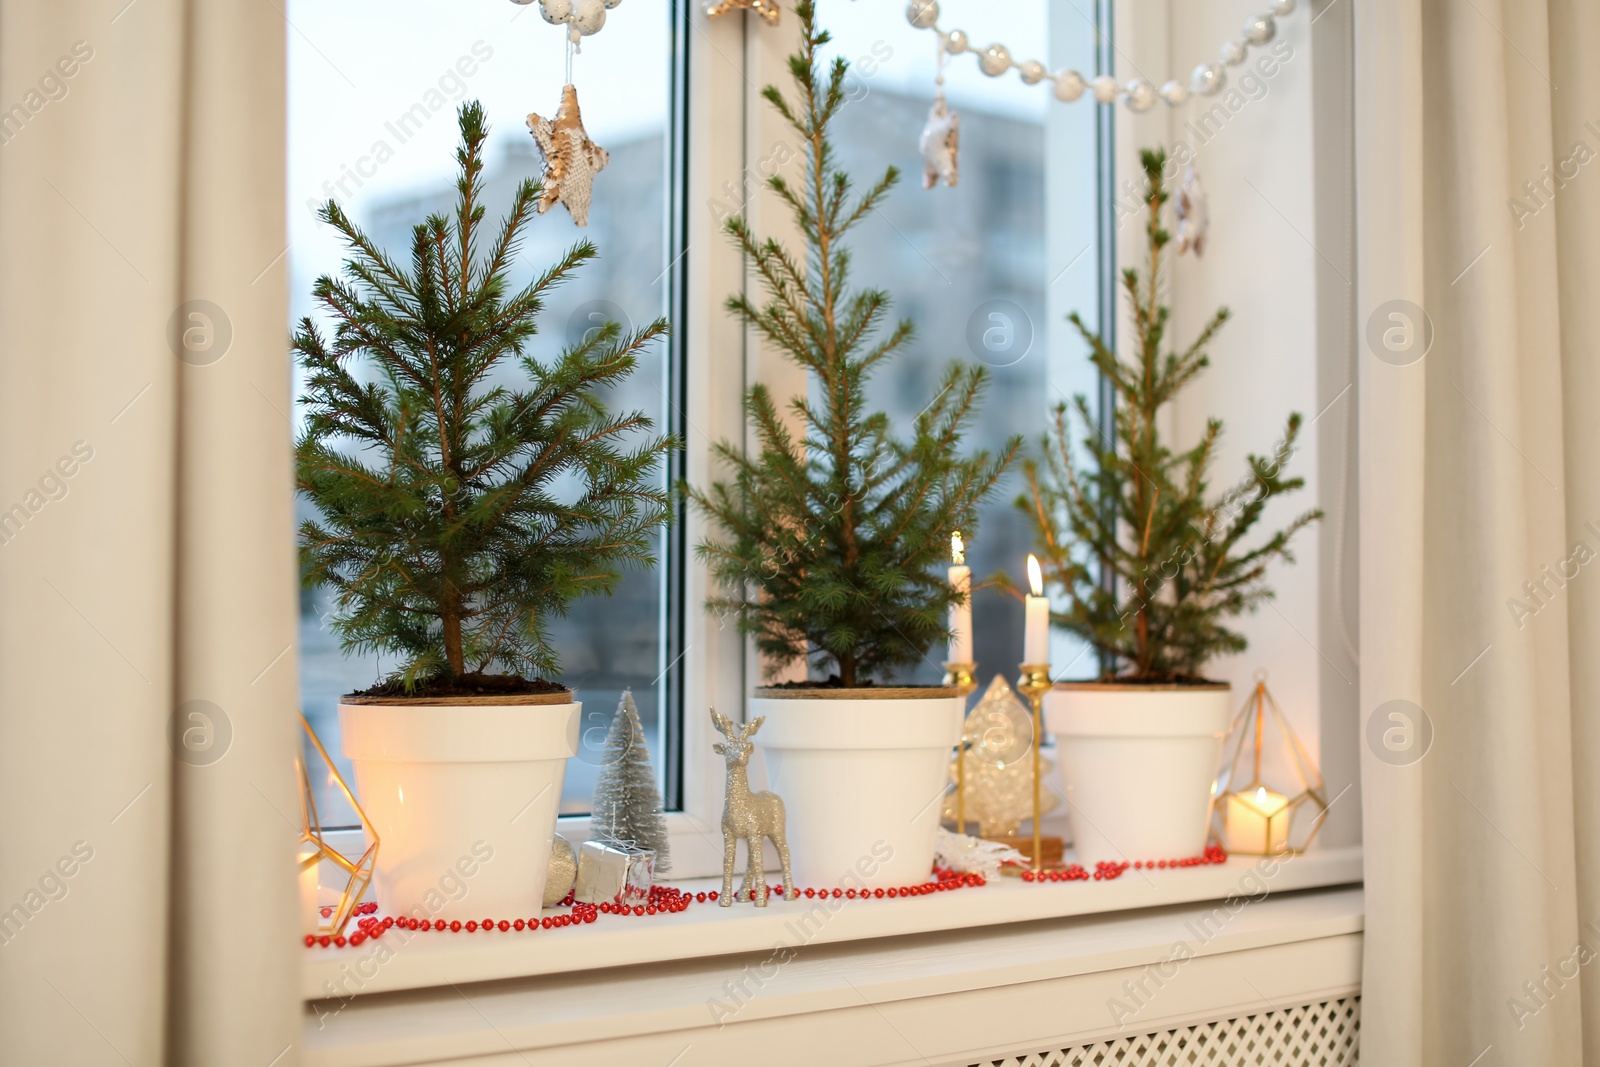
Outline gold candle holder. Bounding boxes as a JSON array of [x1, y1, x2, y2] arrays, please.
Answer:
[[1016, 663, 1052, 872], [943, 661, 978, 834]]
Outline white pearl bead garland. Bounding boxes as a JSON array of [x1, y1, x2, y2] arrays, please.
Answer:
[[905, 0, 1298, 109]]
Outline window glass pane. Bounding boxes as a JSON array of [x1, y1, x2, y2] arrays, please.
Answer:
[[288, 0, 679, 823], [818, 2, 1100, 688]]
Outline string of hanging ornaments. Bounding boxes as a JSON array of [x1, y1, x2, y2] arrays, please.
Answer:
[[509, 0, 624, 226], [904, 0, 1300, 111]]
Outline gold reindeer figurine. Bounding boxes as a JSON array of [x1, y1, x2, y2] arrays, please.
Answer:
[[711, 709, 797, 906]]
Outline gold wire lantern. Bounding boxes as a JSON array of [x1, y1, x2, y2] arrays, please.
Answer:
[[1212, 675, 1328, 856], [298, 711, 379, 938]]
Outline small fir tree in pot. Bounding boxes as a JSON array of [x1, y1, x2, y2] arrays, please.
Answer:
[[296, 101, 676, 698], [685, 1, 1019, 688], [1021, 149, 1320, 684]]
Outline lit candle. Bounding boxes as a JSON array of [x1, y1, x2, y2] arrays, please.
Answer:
[[298, 844, 322, 935], [1224, 786, 1290, 855], [1024, 554, 1049, 664], [948, 532, 972, 663]]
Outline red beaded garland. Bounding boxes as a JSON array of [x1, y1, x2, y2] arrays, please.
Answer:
[[303, 848, 1221, 947]]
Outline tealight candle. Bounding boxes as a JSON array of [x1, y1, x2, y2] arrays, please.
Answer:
[[1224, 785, 1290, 855], [1024, 554, 1049, 664], [948, 532, 972, 664]]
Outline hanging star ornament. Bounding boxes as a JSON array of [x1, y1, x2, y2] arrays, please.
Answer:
[[1175, 161, 1209, 256], [527, 83, 610, 227], [919, 90, 960, 189]]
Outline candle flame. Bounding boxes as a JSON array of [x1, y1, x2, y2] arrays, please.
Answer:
[[1255, 786, 1268, 804], [1027, 554, 1043, 597], [951, 531, 965, 565]]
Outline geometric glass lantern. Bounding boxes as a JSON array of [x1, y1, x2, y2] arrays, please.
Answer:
[[298, 711, 379, 938], [1211, 675, 1328, 856]]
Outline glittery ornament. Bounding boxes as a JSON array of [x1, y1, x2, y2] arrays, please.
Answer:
[[1242, 13, 1277, 44], [933, 828, 1025, 881], [703, 0, 780, 24], [569, 0, 607, 37], [905, 0, 939, 30], [1053, 69, 1086, 102], [1124, 78, 1157, 112], [543, 834, 578, 907], [1191, 62, 1226, 96], [919, 91, 959, 189], [573, 839, 654, 906], [526, 84, 610, 227], [942, 675, 1059, 837], [711, 709, 796, 907], [977, 43, 1011, 77], [1175, 162, 1209, 256]]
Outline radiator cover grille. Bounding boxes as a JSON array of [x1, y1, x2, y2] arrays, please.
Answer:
[[967, 996, 1360, 1067]]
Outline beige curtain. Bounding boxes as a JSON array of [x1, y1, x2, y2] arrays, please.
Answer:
[[1356, 0, 1600, 1063], [0, 2, 300, 1065]]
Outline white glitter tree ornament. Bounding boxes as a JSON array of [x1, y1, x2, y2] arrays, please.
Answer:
[[942, 674, 1059, 837], [589, 689, 670, 872]]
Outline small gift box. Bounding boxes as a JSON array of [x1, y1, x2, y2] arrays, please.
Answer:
[[573, 840, 655, 906]]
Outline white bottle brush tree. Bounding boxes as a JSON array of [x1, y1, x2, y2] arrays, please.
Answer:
[[590, 689, 670, 872]]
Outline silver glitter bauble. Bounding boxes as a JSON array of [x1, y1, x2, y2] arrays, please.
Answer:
[[1159, 79, 1189, 106], [543, 834, 578, 907], [1220, 38, 1248, 66], [1017, 59, 1047, 85], [1271, 0, 1295, 13], [571, 0, 606, 34], [906, 0, 939, 30], [1191, 62, 1226, 96], [539, 0, 572, 23], [1124, 78, 1157, 111], [1243, 13, 1277, 44], [1053, 69, 1085, 102], [944, 29, 968, 54], [1091, 74, 1118, 104], [978, 43, 1011, 77]]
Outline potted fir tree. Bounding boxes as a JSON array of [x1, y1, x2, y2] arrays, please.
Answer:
[[1022, 149, 1320, 865], [687, 2, 1018, 889], [296, 102, 675, 919]]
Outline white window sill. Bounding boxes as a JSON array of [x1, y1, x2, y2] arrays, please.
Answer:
[[303, 844, 1360, 1000], [304, 875, 1363, 1067]]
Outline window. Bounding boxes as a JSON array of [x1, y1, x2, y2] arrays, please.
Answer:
[[288, 0, 1114, 863], [816, 2, 1102, 685], [289, 0, 687, 822]]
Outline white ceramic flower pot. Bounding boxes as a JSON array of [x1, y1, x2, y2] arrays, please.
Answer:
[[1045, 683, 1231, 866], [750, 688, 964, 889], [339, 695, 579, 921]]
